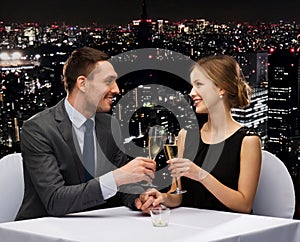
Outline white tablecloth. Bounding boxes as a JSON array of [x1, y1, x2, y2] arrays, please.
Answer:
[[0, 206, 299, 242]]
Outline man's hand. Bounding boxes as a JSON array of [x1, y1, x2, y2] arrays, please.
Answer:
[[135, 192, 154, 214], [135, 188, 166, 214], [113, 157, 156, 186]]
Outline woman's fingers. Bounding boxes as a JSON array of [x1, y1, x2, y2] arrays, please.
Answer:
[[168, 158, 191, 176]]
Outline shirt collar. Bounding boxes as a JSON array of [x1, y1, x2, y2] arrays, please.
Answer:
[[64, 98, 95, 129]]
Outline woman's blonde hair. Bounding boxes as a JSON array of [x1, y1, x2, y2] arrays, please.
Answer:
[[193, 54, 252, 109]]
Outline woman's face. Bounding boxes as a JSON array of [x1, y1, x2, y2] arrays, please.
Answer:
[[189, 67, 221, 114]]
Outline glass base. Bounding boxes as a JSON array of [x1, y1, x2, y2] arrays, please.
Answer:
[[141, 182, 158, 188], [170, 189, 187, 194]]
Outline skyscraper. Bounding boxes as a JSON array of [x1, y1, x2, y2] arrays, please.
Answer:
[[137, 0, 153, 48], [267, 49, 300, 169], [232, 52, 269, 146]]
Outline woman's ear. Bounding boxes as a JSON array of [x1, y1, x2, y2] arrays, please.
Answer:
[[217, 87, 225, 97]]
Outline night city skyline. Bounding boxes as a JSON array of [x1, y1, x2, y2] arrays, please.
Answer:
[[1, 0, 300, 25], [0, 0, 300, 219]]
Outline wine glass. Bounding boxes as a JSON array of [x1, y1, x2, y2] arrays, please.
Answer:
[[142, 125, 166, 187], [164, 133, 187, 194]]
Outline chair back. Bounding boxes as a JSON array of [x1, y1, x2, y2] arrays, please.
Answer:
[[0, 153, 24, 223], [252, 150, 295, 218]]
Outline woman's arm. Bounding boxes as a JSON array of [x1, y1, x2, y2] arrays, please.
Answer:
[[170, 135, 262, 213]]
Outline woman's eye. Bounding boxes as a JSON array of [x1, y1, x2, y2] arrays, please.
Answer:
[[195, 82, 202, 87]]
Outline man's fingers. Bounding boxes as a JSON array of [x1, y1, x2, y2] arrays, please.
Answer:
[[135, 198, 142, 209], [142, 174, 153, 184], [143, 161, 156, 172], [138, 157, 156, 164], [141, 196, 155, 211], [144, 168, 155, 179]]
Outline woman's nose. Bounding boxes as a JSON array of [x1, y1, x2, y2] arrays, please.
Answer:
[[189, 87, 196, 98]]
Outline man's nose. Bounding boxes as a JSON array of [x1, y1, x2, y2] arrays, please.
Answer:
[[111, 81, 120, 95]]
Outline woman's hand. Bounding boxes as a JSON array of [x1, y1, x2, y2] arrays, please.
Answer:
[[144, 188, 167, 207], [136, 188, 166, 214], [168, 158, 206, 181]]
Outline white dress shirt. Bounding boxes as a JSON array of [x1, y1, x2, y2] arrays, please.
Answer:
[[64, 98, 117, 200]]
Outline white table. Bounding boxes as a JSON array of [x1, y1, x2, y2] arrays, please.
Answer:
[[0, 206, 299, 242]]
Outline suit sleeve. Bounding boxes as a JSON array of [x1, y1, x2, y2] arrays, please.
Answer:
[[21, 117, 107, 217]]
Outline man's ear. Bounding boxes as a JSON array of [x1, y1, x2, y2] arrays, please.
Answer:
[[77, 75, 87, 91]]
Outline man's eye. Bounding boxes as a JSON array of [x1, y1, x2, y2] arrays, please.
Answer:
[[106, 80, 113, 85]]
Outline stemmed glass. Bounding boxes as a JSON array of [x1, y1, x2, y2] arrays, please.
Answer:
[[142, 125, 166, 187], [164, 132, 187, 194]]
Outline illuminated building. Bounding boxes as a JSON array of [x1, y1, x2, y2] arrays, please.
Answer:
[[267, 49, 300, 168], [232, 52, 269, 146]]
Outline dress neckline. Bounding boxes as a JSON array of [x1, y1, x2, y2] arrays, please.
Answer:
[[200, 126, 244, 145]]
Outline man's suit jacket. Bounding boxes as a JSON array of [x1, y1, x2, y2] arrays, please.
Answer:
[[16, 99, 143, 220]]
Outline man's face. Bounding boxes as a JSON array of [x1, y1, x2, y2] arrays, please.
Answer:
[[85, 61, 119, 113]]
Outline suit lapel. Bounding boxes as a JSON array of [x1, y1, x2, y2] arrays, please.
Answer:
[[55, 99, 86, 182]]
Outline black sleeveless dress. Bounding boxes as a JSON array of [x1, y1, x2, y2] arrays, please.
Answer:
[[181, 127, 260, 212]]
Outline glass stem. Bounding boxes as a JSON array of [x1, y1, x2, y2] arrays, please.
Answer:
[[175, 177, 180, 191]]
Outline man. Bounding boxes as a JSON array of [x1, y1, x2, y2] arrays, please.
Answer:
[[16, 47, 155, 220]]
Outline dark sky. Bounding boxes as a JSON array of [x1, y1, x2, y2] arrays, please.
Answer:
[[1, 0, 300, 25]]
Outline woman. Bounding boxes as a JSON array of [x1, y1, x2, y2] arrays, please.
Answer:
[[144, 54, 262, 214]]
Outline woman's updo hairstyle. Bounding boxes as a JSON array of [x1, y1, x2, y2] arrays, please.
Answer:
[[193, 54, 252, 109]]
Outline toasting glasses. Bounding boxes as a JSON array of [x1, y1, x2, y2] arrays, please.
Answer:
[[164, 130, 187, 194], [142, 125, 167, 187]]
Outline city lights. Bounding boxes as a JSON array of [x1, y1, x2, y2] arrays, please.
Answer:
[[0, 11, 299, 218], [0, 51, 23, 60]]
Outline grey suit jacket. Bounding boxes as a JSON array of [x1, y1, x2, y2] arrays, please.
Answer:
[[16, 99, 143, 220]]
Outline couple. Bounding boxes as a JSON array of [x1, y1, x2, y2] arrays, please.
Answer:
[[16, 47, 261, 220]]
